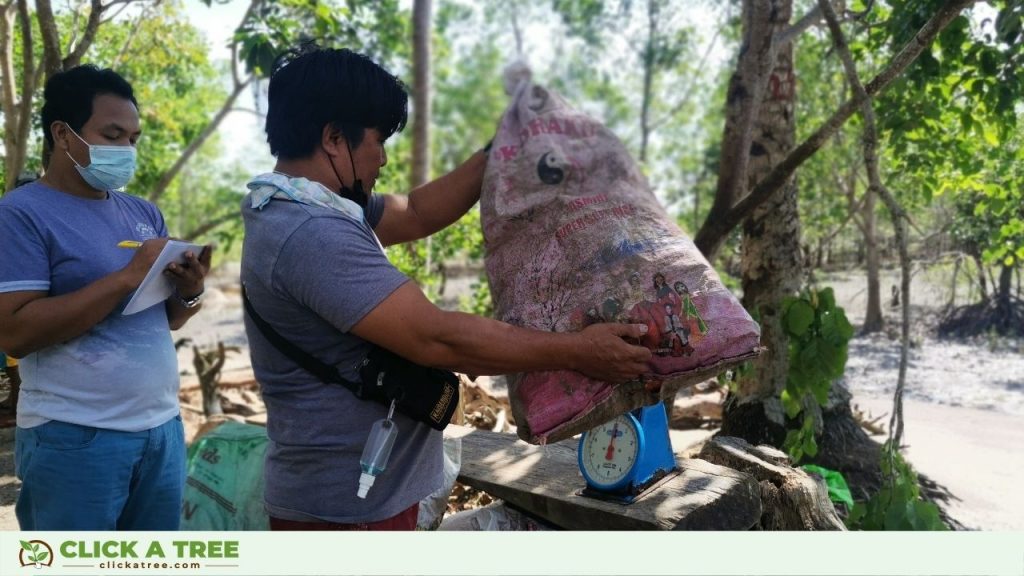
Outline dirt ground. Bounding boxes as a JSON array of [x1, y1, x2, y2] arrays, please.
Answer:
[[0, 263, 1021, 530]]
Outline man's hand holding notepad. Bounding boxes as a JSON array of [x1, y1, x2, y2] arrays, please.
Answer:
[[122, 239, 207, 315]]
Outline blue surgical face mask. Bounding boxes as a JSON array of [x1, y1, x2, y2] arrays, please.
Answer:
[[66, 125, 137, 191]]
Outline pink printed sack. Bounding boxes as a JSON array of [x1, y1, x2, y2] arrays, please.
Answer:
[[482, 81, 761, 445]]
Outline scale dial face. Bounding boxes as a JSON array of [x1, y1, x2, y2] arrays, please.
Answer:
[[579, 414, 641, 489]]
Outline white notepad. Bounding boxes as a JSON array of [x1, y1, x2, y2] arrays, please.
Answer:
[[122, 240, 205, 315]]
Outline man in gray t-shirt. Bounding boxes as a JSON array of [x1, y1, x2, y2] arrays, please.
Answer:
[[242, 46, 652, 530]]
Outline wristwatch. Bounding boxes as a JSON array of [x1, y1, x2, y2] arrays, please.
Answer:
[[177, 289, 204, 309]]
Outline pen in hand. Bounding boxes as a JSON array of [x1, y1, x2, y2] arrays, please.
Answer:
[[117, 240, 143, 248]]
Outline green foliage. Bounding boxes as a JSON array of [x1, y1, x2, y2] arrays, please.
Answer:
[[780, 287, 854, 462], [846, 443, 948, 531], [460, 276, 495, 317], [231, 0, 410, 77], [948, 124, 1024, 270]]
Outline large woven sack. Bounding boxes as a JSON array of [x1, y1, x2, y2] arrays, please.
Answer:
[[181, 421, 269, 530], [481, 81, 761, 445]]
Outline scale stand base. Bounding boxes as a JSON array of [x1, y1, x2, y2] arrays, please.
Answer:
[[576, 468, 680, 505]]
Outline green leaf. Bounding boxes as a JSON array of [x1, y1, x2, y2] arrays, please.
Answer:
[[36, 551, 48, 562], [781, 388, 803, 419], [803, 432, 818, 457], [20, 541, 33, 552], [846, 502, 867, 528], [785, 300, 815, 337]]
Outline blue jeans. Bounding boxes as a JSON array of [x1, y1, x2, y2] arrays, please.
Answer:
[[15, 416, 185, 530]]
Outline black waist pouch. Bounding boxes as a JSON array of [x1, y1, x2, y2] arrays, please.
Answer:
[[356, 347, 460, 430], [243, 286, 459, 431]]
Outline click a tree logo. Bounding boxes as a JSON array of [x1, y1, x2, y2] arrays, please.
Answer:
[[18, 540, 53, 569]]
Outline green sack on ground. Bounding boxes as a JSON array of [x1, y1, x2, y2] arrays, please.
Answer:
[[800, 464, 854, 508], [181, 421, 269, 530]]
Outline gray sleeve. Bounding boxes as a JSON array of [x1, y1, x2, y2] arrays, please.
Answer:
[[274, 215, 409, 332], [365, 193, 386, 228]]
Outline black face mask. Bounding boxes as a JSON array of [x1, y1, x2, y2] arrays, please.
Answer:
[[326, 138, 368, 209]]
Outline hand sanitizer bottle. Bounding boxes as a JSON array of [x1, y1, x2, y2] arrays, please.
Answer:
[[357, 400, 398, 499]]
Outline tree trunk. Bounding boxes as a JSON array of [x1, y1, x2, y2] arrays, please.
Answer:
[[411, 0, 432, 270], [638, 0, 658, 163], [862, 188, 884, 332], [699, 436, 846, 530], [972, 252, 989, 302], [693, 0, 979, 259], [736, 0, 801, 410], [996, 264, 1013, 333], [1, 2, 20, 192], [411, 0, 431, 188]]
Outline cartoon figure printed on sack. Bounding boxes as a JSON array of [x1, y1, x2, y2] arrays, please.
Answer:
[[674, 280, 708, 347], [662, 303, 691, 357], [578, 271, 709, 358]]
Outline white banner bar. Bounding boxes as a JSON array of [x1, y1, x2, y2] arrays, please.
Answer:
[[2, 531, 1022, 575]]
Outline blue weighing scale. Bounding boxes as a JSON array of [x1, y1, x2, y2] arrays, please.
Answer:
[[577, 402, 678, 504]]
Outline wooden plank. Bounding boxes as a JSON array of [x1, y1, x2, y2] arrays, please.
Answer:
[[446, 425, 761, 530]]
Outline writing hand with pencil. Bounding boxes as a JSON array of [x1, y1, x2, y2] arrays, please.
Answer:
[[119, 238, 169, 289], [118, 239, 213, 301], [164, 243, 212, 303]]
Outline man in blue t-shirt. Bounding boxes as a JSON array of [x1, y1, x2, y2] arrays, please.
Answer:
[[0, 65, 212, 530], [241, 46, 652, 531]]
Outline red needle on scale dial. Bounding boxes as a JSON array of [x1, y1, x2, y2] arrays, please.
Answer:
[[605, 422, 618, 461]]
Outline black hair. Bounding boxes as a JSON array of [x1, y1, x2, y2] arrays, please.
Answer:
[[265, 45, 408, 159], [40, 64, 137, 148]]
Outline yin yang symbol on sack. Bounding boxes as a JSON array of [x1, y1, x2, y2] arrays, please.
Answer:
[[537, 151, 566, 185]]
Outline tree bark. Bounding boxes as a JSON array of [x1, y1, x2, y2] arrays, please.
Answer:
[[737, 0, 801, 409], [862, 187, 884, 332], [1, 2, 20, 193], [60, 0, 102, 70], [996, 264, 1013, 333], [972, 252, 988, 302], [411, 0, 433, 269], [34, 0, 63, 78], [411, 0, 431, 188], [638, 0, 658, 163], [701, 0, 777, 251], [694, 0, 979, 259], [700, 436, 846, 530]]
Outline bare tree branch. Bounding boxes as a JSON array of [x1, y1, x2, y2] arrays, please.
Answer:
[[653, 6, 725, 127], [63, 0, 104, 69], [35, 0, 63, 77], [230, 0, 260, 90], [699, 0, 777, 254], [816, 0, 911, 455], [112, 0, 162, 67], [148, 0, 258, 202], [694, 0, 978, 258], [98, 0, 134, 24], [184, 211, 241, 241], [775, 5, 821, 46], [13, 0, 32, 169], [148, 78, 251, 202]]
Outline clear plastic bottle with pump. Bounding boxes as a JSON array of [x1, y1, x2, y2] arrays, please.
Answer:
[[357, 399, 398, 499]]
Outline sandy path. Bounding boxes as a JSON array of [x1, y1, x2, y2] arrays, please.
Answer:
[[852, 394, 1024, 530]]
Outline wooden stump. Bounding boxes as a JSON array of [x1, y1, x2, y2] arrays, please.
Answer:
[[699, 436, 845, 530]]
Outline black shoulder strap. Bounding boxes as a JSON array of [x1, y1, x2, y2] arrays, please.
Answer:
[[241, 284, 361, 391]]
